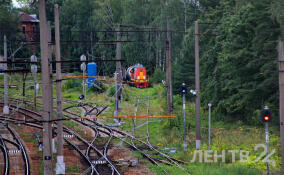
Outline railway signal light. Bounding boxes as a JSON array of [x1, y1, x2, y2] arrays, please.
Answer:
[[79, 94, 84, 100], [80, 54, 86, 61], [261, 106, 271, 122], [190, 89, 197, 96], [181, 83, 187, 94]]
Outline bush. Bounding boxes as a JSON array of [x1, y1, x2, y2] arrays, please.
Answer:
[[87, 81, 108, 94], [62, 79, 82, 91], [122, 86, 130, 101], [108, 86, 116, 97], [151, 68, 165, 84]]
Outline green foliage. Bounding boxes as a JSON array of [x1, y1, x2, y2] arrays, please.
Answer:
[[108, 85, 116, 97], [271, 0, 284, 40], [62, 79, 82, 91], [122, 86, 130, 101], [173, 28, 195, 96], [151, 68, 165, 84], [87, 81, 108, 94], [0, 0, 21, 52], [150, 164, 260, 175], [175, 0, 280, 124]]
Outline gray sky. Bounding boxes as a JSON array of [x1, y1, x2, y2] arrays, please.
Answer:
[[12, 0, 25, 8]]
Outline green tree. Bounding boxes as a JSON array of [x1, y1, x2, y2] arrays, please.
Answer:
[[176, 0, 280, 124]]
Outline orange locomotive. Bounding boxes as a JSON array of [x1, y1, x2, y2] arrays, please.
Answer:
[[125, 64, 149, 88]]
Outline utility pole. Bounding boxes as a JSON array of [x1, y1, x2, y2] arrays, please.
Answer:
[[55, 4, 65, 174], [47, 20, 53, 115], [166, 17, 173, 115], [278, 40, 284, 174], [116, 24, 122, 116], [183, 0, 187, 33], [208, 103, 212, 150], [47, 20, 55, 154], [39, 0, 54, 174], [3, 35, 9, 115], [156, 33, 159, 68], [195, 21, 201, 149]]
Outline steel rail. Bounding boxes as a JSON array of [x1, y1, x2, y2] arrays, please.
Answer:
[[2, 138, 21, 148], [64, 126, 113, 175], [63, 110, 167, 175], [63, 125, 120, 175], [86, 122, 169, 175], [4, 98, 186, 174], [0, 116, 42, 129], [0, 110, 99, 174], [1, 114, 100, 175], [64, 138, 98, 175], [85, 126, 99, 157], [89, 121, 169, 174], [84, 126, 115, 175], [65, 109, 188, 173], [6, 125, 30, 175], [0, 135, 9, 175]]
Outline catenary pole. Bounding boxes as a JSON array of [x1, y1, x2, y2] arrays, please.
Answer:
[[3, 35, 9, 115], [47, 20, 55, 154], [39, 0, 54, 174], [208, 103, 212, 150], [195, 21, 201, 149], [278, 40, 284, 174], [166, 17, 173, 115], [116, 24, 122, 120], [55, 4, 65, 174]]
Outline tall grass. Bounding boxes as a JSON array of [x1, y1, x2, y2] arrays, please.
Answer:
[[150, 164, 260, 175]]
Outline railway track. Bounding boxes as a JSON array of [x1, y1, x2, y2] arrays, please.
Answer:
[[0, 100, 119, 175], [0, 97, 189, 175], [0, 122, 30, 175], [0, 134, 9, 175], [63, 103, 189, 175]]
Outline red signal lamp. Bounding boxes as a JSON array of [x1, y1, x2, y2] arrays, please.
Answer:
[[264, 116, 270, 121]]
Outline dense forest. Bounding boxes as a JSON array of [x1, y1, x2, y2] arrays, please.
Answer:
[[1, 0, 284, 124]]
